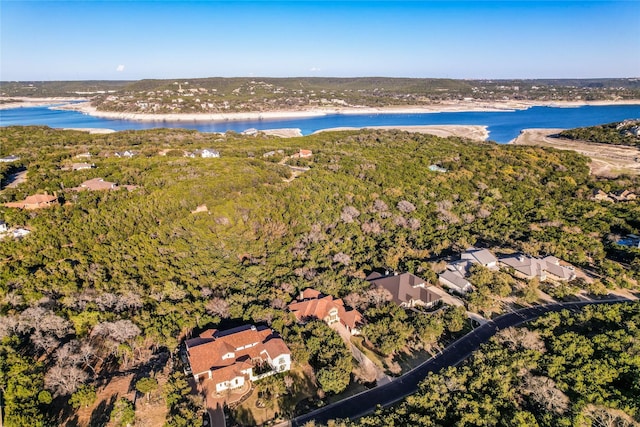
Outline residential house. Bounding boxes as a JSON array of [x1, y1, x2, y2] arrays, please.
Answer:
[[439, 269, 473, 295], [185, 324, 291, 394], [611, 190, 637, 202], [366, 272, 442, 309], [71, 163, 95, 171], [617, 234, 640, 249], [4, 194, 58, 210], [428, 164, 447, 173], [438, 247, 498, 295], [291, 149, 313, 159], [288, 289, 363, 335], [499, 254, 576, 282], [0, 155, 20, 163], [69, 178, 118, 192], [114, 150, 136, 158], [193, 149, 220, 158], [460, 247, 499, 270], [75, 152, 92, 159], [0, 220, 7, 233]]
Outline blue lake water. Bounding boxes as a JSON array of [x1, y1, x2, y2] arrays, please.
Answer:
[[1, 104, 639, 144]]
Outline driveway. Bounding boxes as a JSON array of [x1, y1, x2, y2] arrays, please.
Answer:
[[330, 322, 392, 385], [292, 297, 634, 426]]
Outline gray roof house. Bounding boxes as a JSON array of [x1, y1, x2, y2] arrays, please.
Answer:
[[461, 247, 499, 270], [367, 272, 442, 309], [439, 269, 473, 295], [499, 254, 576, 282]]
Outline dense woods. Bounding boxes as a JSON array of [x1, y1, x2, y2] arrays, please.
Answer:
[[0, 125, 639, 425]]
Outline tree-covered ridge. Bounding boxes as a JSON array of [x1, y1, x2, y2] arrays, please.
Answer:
[[558, 120, 640, 147], [350, 301, 640, 427], [0, 125, 639, 425], [2, 78, 639, 112]]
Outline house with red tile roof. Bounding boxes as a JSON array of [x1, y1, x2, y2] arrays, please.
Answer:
[[288, 289, 363, 335], [4, 193, 58, 210], [185, 324, 291, 394]]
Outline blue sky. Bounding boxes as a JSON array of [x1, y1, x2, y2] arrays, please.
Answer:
[[1, 1, 639, 80]]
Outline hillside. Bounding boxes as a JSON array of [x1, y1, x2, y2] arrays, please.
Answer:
[[2, 78, 639, 113], [558, 120, 640, 147], [0, 125, 639, 426]]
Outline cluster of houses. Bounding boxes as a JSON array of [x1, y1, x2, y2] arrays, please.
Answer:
[[438, 247, 577, 295], [183, 246, 582, 396], [183, 276, 443, 395]]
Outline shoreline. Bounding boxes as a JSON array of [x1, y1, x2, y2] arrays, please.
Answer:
[[3, 97, 638, 122], [511, 128, 640, 177], [0, 97, 88, 110]]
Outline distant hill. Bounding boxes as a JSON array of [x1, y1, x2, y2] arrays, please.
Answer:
[[2, 77, 639, 113], [558, 120, 640, 147]]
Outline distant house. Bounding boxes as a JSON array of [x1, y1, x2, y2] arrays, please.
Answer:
[[71, 163, 95, 171], [4, 193, 58, 210], [499, 254, 576, 282], [263, 150, 284, 158], [0, 221, 30, 241], [288, 289, 364, 335], [428, 164, 447, 173], [69, 178, 118, 192], [184, 325, 291, 394], [75, 152, 92, 159], [366, 272, 442, 309], [611, 190, 637, 202], [617, 234, 640, 249], [0, 220, 7, 233], [193, 149, 220, 158], [0, 155, 20, 163], [114, 150, 136, 158], [291, 149, 313, 159]]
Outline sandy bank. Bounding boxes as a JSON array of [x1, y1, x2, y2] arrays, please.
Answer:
[[61, 127, 116, 134], [511, 128, 640, 177], [0, 97, 87, 110], [314, 125, 489, 141]]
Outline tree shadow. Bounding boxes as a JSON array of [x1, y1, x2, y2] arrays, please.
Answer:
[[88, 394, 117, 427], [230, 404, 257, 427]]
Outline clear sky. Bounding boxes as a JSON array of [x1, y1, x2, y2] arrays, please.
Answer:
[[1, 1, 639, 81]]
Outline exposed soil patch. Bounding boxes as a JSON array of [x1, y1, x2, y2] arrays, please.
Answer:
[[511, 128, 640, 177]]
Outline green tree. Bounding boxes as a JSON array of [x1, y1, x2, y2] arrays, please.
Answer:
[[135, 377, 158, 402], [69, 384, 97, 409]]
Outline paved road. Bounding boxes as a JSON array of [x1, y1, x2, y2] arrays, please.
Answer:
[[291, 297, 633, 426]]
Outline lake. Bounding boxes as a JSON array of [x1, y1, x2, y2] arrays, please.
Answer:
[[1, 104, 639, 144]]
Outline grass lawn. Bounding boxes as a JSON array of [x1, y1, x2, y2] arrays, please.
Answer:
[[230, 363, 316, 426]]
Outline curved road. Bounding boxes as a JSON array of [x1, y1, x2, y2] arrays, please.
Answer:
[[292, 297, 634, 426]]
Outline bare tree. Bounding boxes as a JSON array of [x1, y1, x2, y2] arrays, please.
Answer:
[[397, 200, 416, 213], [332, 252, 352, 266], [206, 297, 230, 318], [522, 375, 569, 414], [340, 206, 361, 223], [45, 365, 89, 397]]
